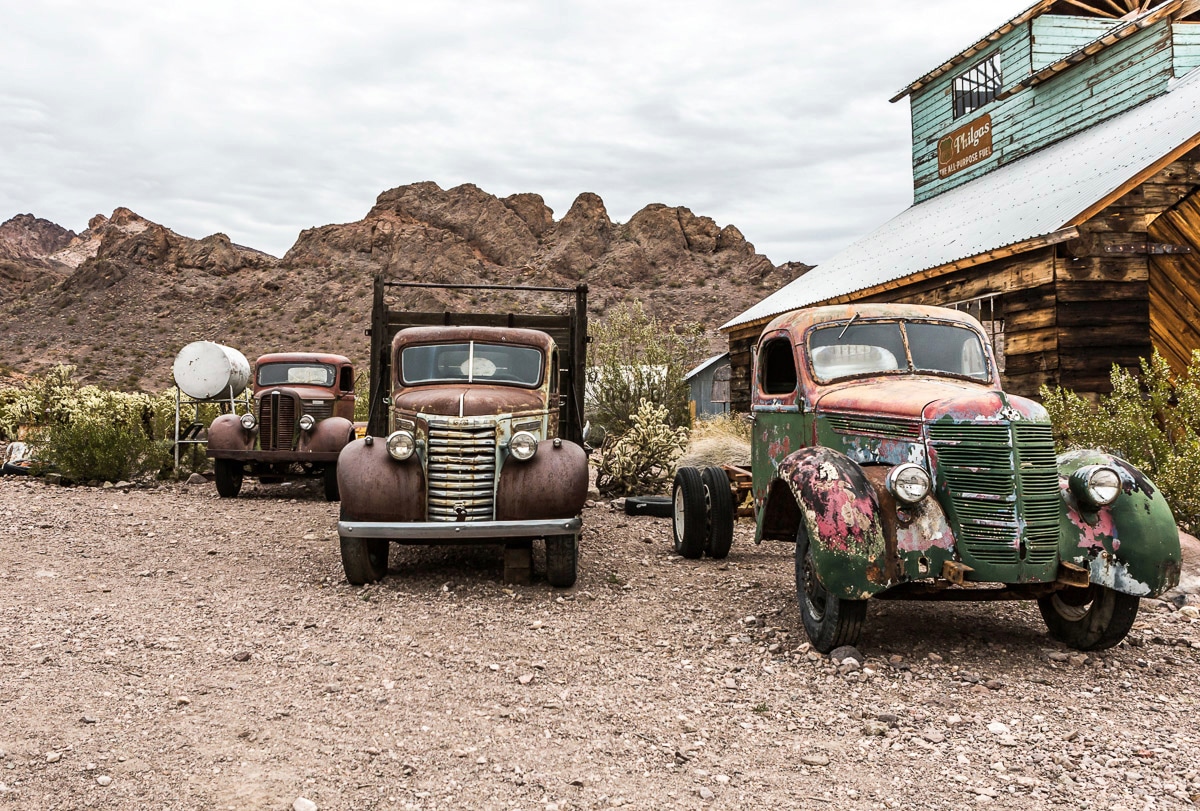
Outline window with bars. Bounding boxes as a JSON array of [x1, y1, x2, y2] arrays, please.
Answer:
[[952, 54, 1001, 119]]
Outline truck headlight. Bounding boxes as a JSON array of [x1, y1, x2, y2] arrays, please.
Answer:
[[240, 413, 257, 431], [298, 413, 316, 432], [1070, 465, 1121, 508], [510, 431, 538, 461], [887, 463, 931, 504], [385, 430, 416, 461]]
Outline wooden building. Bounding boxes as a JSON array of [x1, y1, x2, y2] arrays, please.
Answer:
[[685, 353, 732, 417], [723, 0, 1200, 410]]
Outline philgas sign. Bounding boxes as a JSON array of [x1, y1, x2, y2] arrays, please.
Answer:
[[938, 114, 993, 179]]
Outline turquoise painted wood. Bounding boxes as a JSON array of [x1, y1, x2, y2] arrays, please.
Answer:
[[1176, 24, 1200, 77], [1031, 16, 1117, 70], [910, 17, 1176, 203]]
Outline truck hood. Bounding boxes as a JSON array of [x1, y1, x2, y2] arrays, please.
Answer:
[[392, 385, 545, 417], [815, 379, 1048, 423]]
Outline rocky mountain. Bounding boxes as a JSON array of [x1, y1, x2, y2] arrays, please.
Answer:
[[0, 183, 809, 391]]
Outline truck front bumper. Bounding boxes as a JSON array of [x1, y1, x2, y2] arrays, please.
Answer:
[[207, 450, 341, 463], [337, 517, 581, 544]]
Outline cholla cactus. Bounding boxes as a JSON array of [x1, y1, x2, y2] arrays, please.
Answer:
[[597, 398, 689, 495]]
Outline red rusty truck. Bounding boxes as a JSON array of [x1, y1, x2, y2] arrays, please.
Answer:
[[335, 278, 590, 587], [207, 352, 358, 501]]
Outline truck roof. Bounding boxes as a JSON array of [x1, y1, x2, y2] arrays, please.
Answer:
[[255, 352, 352, 366], [765, 303, 984, 339], [392, 326, 556, 353]]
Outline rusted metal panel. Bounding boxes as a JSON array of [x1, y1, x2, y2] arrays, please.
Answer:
[[495, 440, 588, 521]]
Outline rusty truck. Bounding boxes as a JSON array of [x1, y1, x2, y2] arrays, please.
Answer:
[[207, 352, 358, 501], [672, 304, 1181, 653], [335, 278, 589, 587]]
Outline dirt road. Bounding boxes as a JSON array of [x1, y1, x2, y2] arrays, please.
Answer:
[[1, 476, 1198, 810]]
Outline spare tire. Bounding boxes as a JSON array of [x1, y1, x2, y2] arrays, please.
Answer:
[[624, 495, 673, 518]]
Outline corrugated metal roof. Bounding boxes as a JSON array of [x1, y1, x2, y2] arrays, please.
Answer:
[[724, 69, 1200, 331]]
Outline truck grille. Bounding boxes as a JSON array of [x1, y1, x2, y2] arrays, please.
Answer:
[[426, 418, 497, 521], [928, 420, 1060, 580], [826, 414, 922, 441], [303, 401, 333, 421], [259, 391, 298, 451]]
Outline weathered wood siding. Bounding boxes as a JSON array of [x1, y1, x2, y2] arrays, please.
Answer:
[[1148, 158, 1200, 374], [912, 20, 1175, 202], [1031, 15, 1117, 70], [1175, 23, 1200, 77]]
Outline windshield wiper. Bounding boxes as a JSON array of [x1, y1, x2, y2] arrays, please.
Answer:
[[837, 313, 859, 340]]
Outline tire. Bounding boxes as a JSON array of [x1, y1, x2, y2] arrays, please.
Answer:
[[545, 534, 578, 588], [214, 459, 243, 498], [323, 464, 340, 502], [1038, 584, 1139, 651], [672, 467, 707, 559], [624, 496, 673, 518], [795, 523, 866, 653], [340, 535, 389, 584], [701, 466, 735, 559]]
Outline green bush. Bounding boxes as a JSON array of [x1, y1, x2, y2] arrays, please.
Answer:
[[596, 399, 689, 496], [586, 302, 704, 436], [1041, 351, 1200, 532], [29, 420, 170, 483]]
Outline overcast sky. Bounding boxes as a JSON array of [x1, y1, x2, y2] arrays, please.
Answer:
[[1, 1, 1035, 266]]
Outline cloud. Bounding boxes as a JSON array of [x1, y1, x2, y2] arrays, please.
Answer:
[[0, 1, 1034, 263]]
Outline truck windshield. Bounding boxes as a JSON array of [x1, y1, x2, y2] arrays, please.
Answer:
[[401, 342, 544, 387], [257, 363, 336, 387], [808, 320, 990, 383]]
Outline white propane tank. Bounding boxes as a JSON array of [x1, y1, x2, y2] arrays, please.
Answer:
[[172, 341, 251, 400]]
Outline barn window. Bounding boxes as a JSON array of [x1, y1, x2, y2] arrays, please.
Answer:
[[953, 53, 1001, 119]]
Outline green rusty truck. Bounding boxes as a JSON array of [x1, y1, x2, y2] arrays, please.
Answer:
[[672, 303, 1181, 653]]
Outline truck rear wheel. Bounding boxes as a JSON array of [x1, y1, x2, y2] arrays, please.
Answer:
[[701, 466, 735, 559], [672, 467, 706, 559], [214, 459, 243, 498], [795, 524, 866, 653], [1038, 584, 1139, 651], [340, 536, 389, 584], [545, 535, 578, 588], [323, 464, 340, 502]]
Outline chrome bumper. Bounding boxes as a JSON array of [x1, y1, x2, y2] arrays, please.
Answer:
[[337, 517, 581, 542]]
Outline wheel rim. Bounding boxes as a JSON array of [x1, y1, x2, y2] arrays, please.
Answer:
[[673, 486, 686, 539], [1050, 585, 1097, 622], [802, 548, 828, 622]]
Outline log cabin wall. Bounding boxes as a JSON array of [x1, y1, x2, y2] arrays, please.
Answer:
[[1146, 152, 1200, 375]]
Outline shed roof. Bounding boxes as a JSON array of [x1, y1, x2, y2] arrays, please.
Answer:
[[724, 69, 1200, 332], [684, 353, 730, 382]]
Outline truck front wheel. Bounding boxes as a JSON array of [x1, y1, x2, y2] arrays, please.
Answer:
[[795, 524, 866, 653], [214, 459, 243, 498], [340, 536, 389, 584], [1038, 584, 1139, 651], [545, 535, 578, 588]]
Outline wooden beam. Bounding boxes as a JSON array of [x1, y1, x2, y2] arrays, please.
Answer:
[[1062, 0, 1120, 16], [1177, 0, 1200, 16]]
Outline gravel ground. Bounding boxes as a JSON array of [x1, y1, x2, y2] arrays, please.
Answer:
[[1, 474, 1199, 811]]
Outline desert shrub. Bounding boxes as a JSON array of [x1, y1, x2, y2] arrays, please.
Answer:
[[679, 413, 752, 469], [0, 365, 175, 481], [354, 369, 371, 424], [586, 301, 705, 436], [1041, 351, 1200, 531], [596, 399, 688, 495]]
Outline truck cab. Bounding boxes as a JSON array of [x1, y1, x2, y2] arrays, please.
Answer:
[[673, 304, 1181, 652], [206, 352, 357, 501]]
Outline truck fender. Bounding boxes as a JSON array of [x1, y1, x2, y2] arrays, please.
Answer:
[[337, 438, 426, 522], [1057, 449, 1181, 597], [300, 416, 355, 454], [775, 447, 889, 600], [207, 413, 253, 453], [496, 439, 588, 521]]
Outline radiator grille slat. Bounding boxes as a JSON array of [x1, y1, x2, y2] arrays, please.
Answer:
[[929, 420, 1061, 577], [259, 392, 298, 451], [426, 419, 497, 521]]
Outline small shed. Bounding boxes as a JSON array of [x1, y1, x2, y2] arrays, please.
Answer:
[[685, 353, 732, 417], [723, 0, 1200, 410]]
